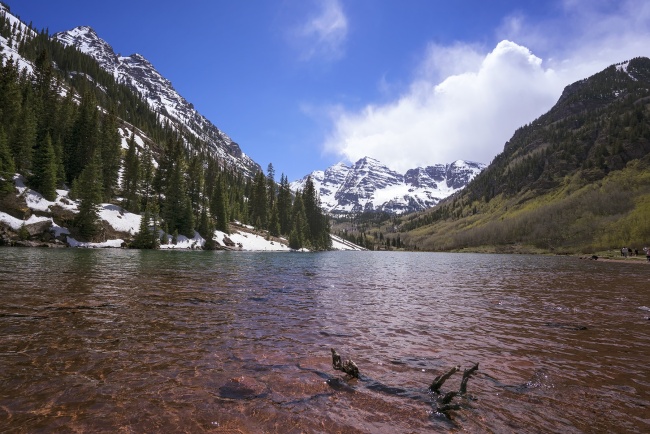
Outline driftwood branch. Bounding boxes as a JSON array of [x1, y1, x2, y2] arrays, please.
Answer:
[[440, 390, 458, 405], [328, 349, 480, 418], [331, 348, 360, 378], [429, 365, 459, 392], [459, 362, 479, 395], [432, 362, 479, 417]]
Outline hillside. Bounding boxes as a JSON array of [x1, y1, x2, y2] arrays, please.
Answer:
[[393, 58, 650, 253], [53, 26, 260, 178], [0, 4, 333, 251]]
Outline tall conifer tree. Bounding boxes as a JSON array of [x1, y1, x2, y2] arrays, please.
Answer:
[[31, 133, 57, 201], [139, 145, 155, 210], [12, 88, 36, 171], [66, 91, 99, 182], [277, 173, 292, 235], [250, 171, 268, 229], [0, 57, 22, 143], [289, 191, 307, 250], [74, 150, 103, 240], [212, 175, 230, 234], [122, 133, 140, 212], [99, 112, 121, 201], [0, 126, 16, 195]]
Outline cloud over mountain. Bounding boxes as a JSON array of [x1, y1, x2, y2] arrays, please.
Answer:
[[323, 0, 650, 173], [324, 41, 564, 172]]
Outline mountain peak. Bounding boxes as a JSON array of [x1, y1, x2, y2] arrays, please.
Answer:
[[54, 26, 261, 177], [291, 157, 485, 215], [68, 25, 97, 36], [54, 26, 120, 73]]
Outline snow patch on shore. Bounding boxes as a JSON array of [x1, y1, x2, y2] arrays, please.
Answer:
[[0, 212, 51, 231], [2, 176, 362, 251], [214, 230, 291, 251]]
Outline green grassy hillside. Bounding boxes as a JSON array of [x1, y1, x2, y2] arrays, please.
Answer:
[[393, 58, 650, 254]]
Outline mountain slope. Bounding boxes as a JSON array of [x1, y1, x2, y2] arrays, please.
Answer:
[[291, 157, 485, 215], [3, 5, 329, 250], [397, 57, 650, 253], [54, 26, 260, 177]]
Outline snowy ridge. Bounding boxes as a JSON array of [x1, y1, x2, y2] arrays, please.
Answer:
[[0, 4, 36, 73], [291, 157, 485, 215], [54, 26, 261, 177]]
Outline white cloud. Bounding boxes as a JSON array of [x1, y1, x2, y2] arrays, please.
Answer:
[[323, 0, 650, 171], [325, 41, 565, 170], [292, 0, 348, 62]]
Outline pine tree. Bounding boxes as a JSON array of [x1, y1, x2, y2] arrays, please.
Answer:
[[301, 176, 331, 250], [197, 200, 217, 250], [12, 88, 36, 171], [266, 162, 276, 209], [211, 175, 230, 234], [0, 126, 16, 195], [290, 192, 307, 250], [130, 204, 159, 249], [160, 222, 169, 245], [66, 91, 100, 183], [74, 150, 103, 240], [277, 173, 292, 235], [33, 49, 58, 146], [52, 91, 75, 185], [180, 196, 195, 237], [268, 202, 280, 237], [139, 145, 155, 210], [131, 209, 154, 249], [99, 111, 121, 201], [30, 133, 57, 201], [122, 133, 140, 212], [0, 57, 22, 144], [163, 155, 194, 236], [187, 153, 204, 221], [250, 171, 268, 229]]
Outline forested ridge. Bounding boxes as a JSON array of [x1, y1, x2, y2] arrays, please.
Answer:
[[0, 6, 331, 250], [334, 58, 650, 253]]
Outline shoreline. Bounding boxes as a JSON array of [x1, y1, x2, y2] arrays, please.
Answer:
[[579, 255, 650, 264]]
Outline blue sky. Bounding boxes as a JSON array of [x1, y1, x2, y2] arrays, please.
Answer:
[[7, 0, 650, 181]]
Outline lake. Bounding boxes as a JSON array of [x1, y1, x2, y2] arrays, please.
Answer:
[[0, 248, 649, 433]]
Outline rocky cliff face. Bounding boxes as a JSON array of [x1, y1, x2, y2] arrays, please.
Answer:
[[54, 26, 260, 176], [291, 157, 485, 215]]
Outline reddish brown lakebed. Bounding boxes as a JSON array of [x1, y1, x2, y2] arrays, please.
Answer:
[[1, 248, 649, 433]]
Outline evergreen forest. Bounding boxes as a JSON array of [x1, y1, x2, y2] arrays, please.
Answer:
[[0, 11, 331, 250]]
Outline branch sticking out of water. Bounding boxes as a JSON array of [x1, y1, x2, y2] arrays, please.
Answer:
[[441, 390, 458, 405], [432, 362, 479, 417], [331, 348, 359, 378], [459, 362, 479, 395], [429, 365, 459, 392]]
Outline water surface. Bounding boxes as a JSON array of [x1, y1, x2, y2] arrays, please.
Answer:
[[1, 248, 649, 433]]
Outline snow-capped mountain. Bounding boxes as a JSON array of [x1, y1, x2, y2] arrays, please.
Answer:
[[291, 157, 485, 215], [53, 26, 260, 177]]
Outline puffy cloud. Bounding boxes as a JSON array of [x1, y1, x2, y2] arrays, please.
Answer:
[[323, 0, 650, 171], [325, 41, 565, 171], [292, 0, 348, 62]]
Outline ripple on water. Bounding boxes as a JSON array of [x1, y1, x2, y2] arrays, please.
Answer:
[[0, 249, 649, 433]]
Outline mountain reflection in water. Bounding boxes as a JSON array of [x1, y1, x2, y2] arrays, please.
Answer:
[[0, 248, 648, 433]]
